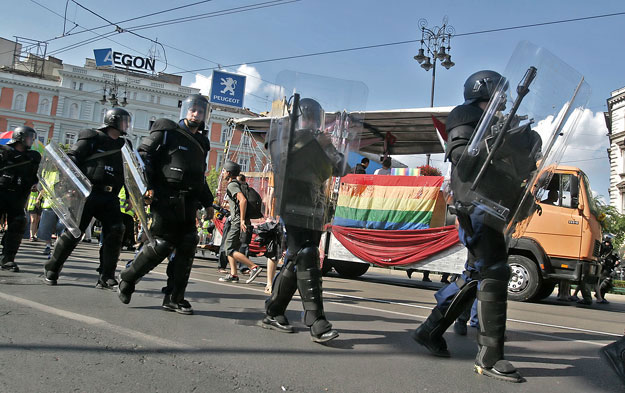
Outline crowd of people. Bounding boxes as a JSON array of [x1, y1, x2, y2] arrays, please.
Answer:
[[1, 78, 624, 385]]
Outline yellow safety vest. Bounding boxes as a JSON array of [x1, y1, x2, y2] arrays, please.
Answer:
[[118, 188, 135, 217]]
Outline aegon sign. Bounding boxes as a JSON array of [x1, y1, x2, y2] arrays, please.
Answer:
[[93, 48, 155, 73]]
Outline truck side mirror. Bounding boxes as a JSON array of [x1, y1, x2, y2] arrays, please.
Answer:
[[570, 176, 580, 209]]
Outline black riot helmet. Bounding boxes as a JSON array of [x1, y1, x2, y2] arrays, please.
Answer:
[[223, 160, 241, 176], [463, 70, 506, 105], [101, 107, 132, 135], [296, 98, 324, 131], [8, 126, 37, 149], [180, 94, 210, 130]]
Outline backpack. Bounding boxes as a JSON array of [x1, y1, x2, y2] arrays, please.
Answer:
[[227, 180, 264, 220]]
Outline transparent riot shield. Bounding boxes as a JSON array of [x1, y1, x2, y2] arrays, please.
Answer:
[[37, 142, 92, 238], [454, 41, 591, 238], [121, 143, 154, 245], [266, 71, 368, 230]]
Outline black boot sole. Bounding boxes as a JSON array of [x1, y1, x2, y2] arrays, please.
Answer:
[[260, 320, 294, 333], [311, 330, 339, 343], [410, 329, 450, 357]]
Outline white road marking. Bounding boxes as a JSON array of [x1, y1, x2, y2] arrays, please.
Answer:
[[0, 290, 191, 349]]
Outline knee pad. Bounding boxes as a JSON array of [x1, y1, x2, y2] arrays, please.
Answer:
[[152, 238, 176, 259], [295, 245, 320, 271], [176, 231, 199, 259], [104, 222, 125, 241], [480, 261, 511, 282]]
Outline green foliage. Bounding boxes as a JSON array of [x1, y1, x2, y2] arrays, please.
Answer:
[[593, 195, 625, 250], [418, 165, 442, 176], [206, 167, 220, 199]]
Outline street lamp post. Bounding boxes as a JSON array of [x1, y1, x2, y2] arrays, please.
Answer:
[[414, 17, 455, 165], [99, 75, 129, 108]]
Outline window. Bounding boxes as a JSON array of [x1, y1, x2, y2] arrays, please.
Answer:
[[237, 156, 250, 172], [215, 152, 223, 170], [132, 92, 137, 100], [78, 82, 83, 91], [241, 133, 250, 148], [71, 81, 77, 90], [13, 94, 25, 111], [220, 125, 229, 143], [38, 98, 50, 115], [150, 95, 155, 103], [69, 103, 79, 119], [149, 116, 156, 130], [156, 96, 161, 104], [64, 132, 77, 145], [101, 108, 107, 122]]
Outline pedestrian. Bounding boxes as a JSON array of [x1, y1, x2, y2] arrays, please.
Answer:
[[262, 97, 344, 343], [410, 70, 543, 382], [27, 184, 42, 241], [255, 219, 284, 294], [43, 108, 129, 289], [117, 94, 215, 315], [118, 187, 136, 251], [217, 161, 263, 284], [374, 156, 392, 175], [0, 126, 42, 272], [353, 157, 369, 174]]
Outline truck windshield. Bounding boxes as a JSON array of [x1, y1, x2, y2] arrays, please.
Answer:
[[582, 173, 600, 217]]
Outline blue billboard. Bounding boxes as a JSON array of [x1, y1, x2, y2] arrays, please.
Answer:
[[210, 70, 246, 108]]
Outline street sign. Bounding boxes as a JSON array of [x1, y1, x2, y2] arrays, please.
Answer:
[[210, 70, 246, 108], [93, 48, 155, 73]]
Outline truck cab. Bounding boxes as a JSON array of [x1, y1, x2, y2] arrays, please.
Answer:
[[507, 166, 602, 301]]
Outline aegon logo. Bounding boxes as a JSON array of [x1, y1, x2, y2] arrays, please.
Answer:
[[93, 48, 155, 73]]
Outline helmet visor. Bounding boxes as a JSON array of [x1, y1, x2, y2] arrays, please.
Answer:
[[180, 99, 209, 126]]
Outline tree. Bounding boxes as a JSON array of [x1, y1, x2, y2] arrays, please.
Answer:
[[593, 195, 625, 250], [206, 167, 220, 199]]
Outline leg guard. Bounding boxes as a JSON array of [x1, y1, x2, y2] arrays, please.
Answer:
[[99, 222, 125, 279], [474, 263, 523, 382], [44, 231, 81, 276], [1, 213, 27, 261], [265, 259, 297, 318], [120, 238, 174, 284], [412, 279, 478, 355], [169, 231, 199, 303], [294, 245, 333, 337]]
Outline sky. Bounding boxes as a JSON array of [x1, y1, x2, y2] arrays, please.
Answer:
[[1, 0, 622, 200]]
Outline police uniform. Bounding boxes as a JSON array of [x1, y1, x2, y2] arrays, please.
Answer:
[[411, 71, 539, 383], [262, 98, 343, 343], [118, 103, 214, 315], [44, 108, 130, 288], [0, 127, 41, 272]]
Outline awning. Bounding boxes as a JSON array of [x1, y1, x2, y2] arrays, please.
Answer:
[[230, 106, 453, 156]]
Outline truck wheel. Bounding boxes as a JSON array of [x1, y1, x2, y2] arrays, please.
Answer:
[[333, 261, 370, 278], [534, 279, 557, 301], [320, 259, 333, 276], [507, 255, 541, 302]]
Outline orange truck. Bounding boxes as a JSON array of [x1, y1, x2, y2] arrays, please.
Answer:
[[323, 165, 602, 302]]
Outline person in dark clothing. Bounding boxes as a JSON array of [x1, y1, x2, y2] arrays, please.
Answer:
[[353, 157, 369, 174], [0, 126, 41, 272], [117, 94, 214, 315], [44, 109, 129, 289]]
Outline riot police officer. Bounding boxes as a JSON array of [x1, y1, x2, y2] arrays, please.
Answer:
[[0, 126, 41, 272], [262, 97, 342, 343], [44, 108, 130, 289], [411, 70, 539, 383], [117, 94, 214, 315]]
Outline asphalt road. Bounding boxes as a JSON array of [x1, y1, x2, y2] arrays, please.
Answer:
[[0, 241, 623, 393]]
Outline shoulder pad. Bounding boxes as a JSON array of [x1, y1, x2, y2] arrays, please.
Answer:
[[77, 128, 99, 140], [27, 150, 42, 162], [150, 118, 178, 132], [445, 104, 483, 131]]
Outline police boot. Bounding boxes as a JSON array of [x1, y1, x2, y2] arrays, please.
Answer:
[[599, 336, 625, 385], [295, 246, 338, 343], [166, 232, 198, 314], [44, 231, 81, 284], [411, 308, 451, 357], [263, 259, 297, 333], [474, 278, 524, 383], [118, 239, 174, 304], [97, 222, 124, 286]]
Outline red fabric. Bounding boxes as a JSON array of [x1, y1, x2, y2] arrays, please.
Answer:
[[431, 115, 447, 141], [213, 217, 265, 255], [330, 225, 459, 267]]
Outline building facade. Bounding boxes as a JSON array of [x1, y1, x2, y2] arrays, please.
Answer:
[[606, 87, 625, 213], [0, 41, 262, 174]]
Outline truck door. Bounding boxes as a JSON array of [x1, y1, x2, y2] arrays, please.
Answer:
[[523, 173, 582, 260]]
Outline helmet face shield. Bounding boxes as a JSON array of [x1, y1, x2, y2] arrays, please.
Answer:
[[117, 113, 132, 134], [103, 108, 132, 135], [180, 95, 209, 128]]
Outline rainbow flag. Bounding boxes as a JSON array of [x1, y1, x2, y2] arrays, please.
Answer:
[[334, 174, 444, 230], [391, 168, 420, 176]]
